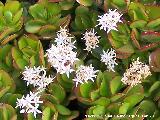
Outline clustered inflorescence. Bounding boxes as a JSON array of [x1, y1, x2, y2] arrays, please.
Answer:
[[46, 27, 78, 78], [73, 65, 99, 87], [16, 66, 54, 118], [16, 8, 152, 118], [121, 58, 151, 87], [82, 29, 100, 52]]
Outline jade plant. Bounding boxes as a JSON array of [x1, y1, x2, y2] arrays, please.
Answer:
[[0, 0, 160, 120]]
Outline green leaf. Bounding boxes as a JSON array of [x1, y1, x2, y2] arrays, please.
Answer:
[[47, 3, 61, 17], [4, 1, 21, 14], [119, 102, 130, 114], [81, 14, 92, 28], [5, 52, 12, 68], [76, 0, 93, 6], [112, 0, 126, 8], [99, 72, 111, 97], [59, 1, 74, 10], [116, 43, 134, 54], [0, 87, 10, 99], [130, 20, 147, 29], [90, 89, 100, 101], [16, 58, 28, 70], [25, 20, 46, 33], [147, 18, 160, 29], [110, 93, 125, 102], [149, 81, 160, 93], [0, 44, 12, 61], [128, 2, 148, 21], [126, 84, 144, 96], [55, 104, 71, 115], [4, 11, 12, 23], [21, 48, 36, 56], [92, 105, 106, 115], [75, 6, 89, 15], [96, 71, 103, 87], [92, 97, 110, 106], [25, 37, 38, 50], [1, 93, 22, 107], [18, 37, 28, 50], [48, 83, 66, 103], [27, 113, 34, 120], [75, 16, 84, 30], [139, 100, 156, 115], [42, 107, 51, 120], [124, 93, 144, 108], [13, 8, 23, 24], [29, 4, 47, 20], [80, 82, 95, 98], [0, 70, 15, 92], [110, 76, 122, 94], [146, 6, 160, 20], [11, 47, 22, 60]]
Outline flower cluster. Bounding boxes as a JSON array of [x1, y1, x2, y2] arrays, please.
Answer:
[[16, 66, 55, 117], [101, 48, 117, 72], [97, 9, 123, 33], [82, 29, 100, 52], [46, 44, 78, 77], [22, 66, 54, 90], [73, 64, 99, 87], [16, 91, 43, 118], [55, 26, 74, 46], [46, 27, 78, 77], [121, 58, 151, 87]]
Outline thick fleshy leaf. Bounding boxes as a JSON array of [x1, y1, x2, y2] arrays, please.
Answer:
[[130, 20, 147, 29], [76, 0, 93, 6], [11, 47, 22, 60], [90, 89, 100, 101], [59, 1, 75, 10], [80, 82, 95, 98], [92, 97, 110, 106], [110, 76, 122, 94], [25, 19, 46, 33], [4, 1, 21, 14], [92, 105, 106, 115], [48, 83, 66, 103], [29, 4, 47, 19], [15, 58, 28, 70], [139, 100, 156, 115], [4, 11, 12, 23], [42, 107, 51, 120], [55, 104, 71, 115], [13, 8, 23, 24], [0, 69, 15, 92], [124, 93, 144, 108], [147, 18, 160, 29], [47, 3, 61, 17], [128, 2, 148, 21], [119, 102, 130, 114], [141, 31, 160, 42], [112, 0, 127, 8]]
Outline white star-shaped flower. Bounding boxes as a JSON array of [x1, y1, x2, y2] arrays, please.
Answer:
[[55, 26, 74, 46], [82, 29, 100, 52], [22, 66, 54, 89], [46, 44, 78, 77], [16, 91, 43, 118], [121, 58, 151, 87], [101, 48, 118, 72], [97, 9, 123, 33], [73, 64, 99, 87]]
